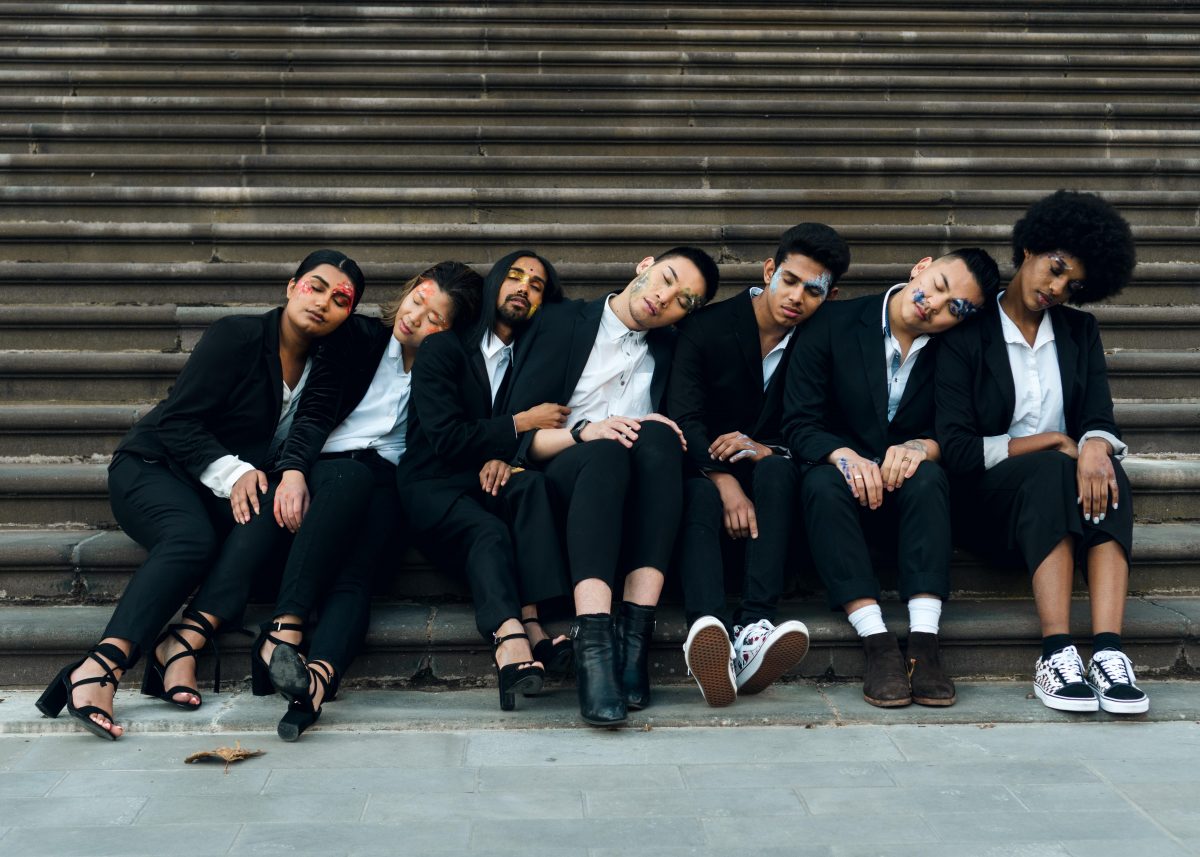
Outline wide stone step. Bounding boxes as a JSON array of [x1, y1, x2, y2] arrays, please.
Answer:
[[1, 596, 1196, 689], [4, 122, 1198, 159], [0, 96, 1195, 130], [0, 455, 1195, 528], [4, 186, 1199, 228], [0, 221, 1196, 266], [2, 262, 1195, 306]]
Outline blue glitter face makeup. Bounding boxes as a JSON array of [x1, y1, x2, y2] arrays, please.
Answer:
[[772, 266, 831, 300], [911, 287, 926, 307], [948, 297, 979, 320], [769, 267, 782, 294]]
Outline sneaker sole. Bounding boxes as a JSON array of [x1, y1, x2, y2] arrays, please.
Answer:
[[1034, 683, 1099, 712], [685, 624, 736, 707], [737, 628, 810, 696], [1097, 695, 1149, 715]]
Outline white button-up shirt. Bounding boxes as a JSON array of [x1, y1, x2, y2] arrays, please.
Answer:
[[199, 359, 311, 499], [322, 335, 412, 465], [567, 295, 654, 423], [749, 287, 794, 390], [882, 284, 931, 422], [480, 333, 513, 406], [983, 292, 1127, 469]]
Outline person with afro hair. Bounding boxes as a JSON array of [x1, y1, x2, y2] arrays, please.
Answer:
[[935, 190, 1146, 715]]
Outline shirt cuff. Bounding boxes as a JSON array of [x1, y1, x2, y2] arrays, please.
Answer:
[[982, 434, 1012, 470], [199, 455, 254, 499], [1079, 430, 1128, 460]]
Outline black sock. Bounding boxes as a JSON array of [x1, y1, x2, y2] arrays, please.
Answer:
[[1093, 632, 1122, 654], [1042, 634, 1074, 659]]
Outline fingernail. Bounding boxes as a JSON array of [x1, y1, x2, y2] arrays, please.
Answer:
[[1076, 496, 1082, 504], [1112, 503, 1118, 509], [1099, 513, 1105, 522]]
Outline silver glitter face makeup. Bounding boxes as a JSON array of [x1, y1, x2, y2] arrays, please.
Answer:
[[772, 267, 831, 300]]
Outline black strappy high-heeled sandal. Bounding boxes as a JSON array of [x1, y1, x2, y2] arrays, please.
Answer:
[[141, 609, 220, 709], [251, 619, 307, 698], [521, 617, 574, 677], [36, 642, 129, 741], [277, 661, 333, 742], [494, 631, 545, 711]]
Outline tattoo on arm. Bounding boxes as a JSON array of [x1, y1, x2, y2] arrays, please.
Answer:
[[903, 440, 927, 455]]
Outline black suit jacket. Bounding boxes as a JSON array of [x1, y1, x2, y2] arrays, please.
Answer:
[[115, 308, 342, 484], [396, 328, 526, 532], [782, 292, 940, 464], [935, 303, 1121, 478], [667, 287, 797, 474], [506, 295, 676, 462]]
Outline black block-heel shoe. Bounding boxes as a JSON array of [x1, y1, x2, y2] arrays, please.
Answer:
[[615, 601, 656, 711], [141, 609, 219, 709], [277, 661, 333, 742], [494, 632, 545, 711], [571, 615, 627, 726], [36, 642, 129, 741], [251, 619, 306, 697], [521, 617, 574, 677]]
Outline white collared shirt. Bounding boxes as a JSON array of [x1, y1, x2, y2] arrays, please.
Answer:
[[749, 287, 794, 390], [322, 335, 412, 465], [480, 333, 513, 406], [983, 292, 1126, 469], [566, 295, 654, 422], [199, 359, 312, 499], [882, 284, 931, 422]]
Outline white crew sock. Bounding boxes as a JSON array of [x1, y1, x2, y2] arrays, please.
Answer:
[[847, 603, 887, 638], [908, 596, 943, 635]]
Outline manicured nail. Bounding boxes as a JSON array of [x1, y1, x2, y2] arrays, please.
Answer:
[[1112, 503, 1119, 509], [1076, 496, 1082, 504], [1099, 513, 1105, 522]]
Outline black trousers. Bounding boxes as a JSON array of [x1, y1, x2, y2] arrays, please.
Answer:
[[413, 470, 569, 640], [951, 449, 1133, 574], [543, 419, 683, 590], [677, 454, 801, 632], [801, 461, 952, 610], [104, 452, 237, 655]]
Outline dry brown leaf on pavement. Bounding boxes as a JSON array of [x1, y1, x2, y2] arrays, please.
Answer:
[[184, 740, 265, 774]]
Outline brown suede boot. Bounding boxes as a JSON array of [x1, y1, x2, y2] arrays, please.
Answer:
[[861, 631, 912, 707], [906, 631, 956, 706]]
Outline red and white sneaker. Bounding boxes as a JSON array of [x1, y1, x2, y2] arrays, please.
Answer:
[[683, 616, 736, 707], [733, 619, 810, 695]]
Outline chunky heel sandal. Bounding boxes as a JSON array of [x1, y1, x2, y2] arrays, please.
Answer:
[[521, 617, 574, 677], [251, 620, 306, 697], [277, 661, 333, 742], [140, 609, 219, 709], [494, 632, 545, 712], [36, 642, 129, 741]]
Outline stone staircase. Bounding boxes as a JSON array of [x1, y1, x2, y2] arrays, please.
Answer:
[[1, 1, 1198, 692]]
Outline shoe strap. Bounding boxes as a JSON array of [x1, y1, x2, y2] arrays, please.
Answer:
[[308, 661, 334, 690], [164, 610, 229, 693], [76, 643, 128, 690], [493, 632, 530, 647]]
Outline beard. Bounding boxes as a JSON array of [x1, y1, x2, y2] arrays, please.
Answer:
[[496, 297, 531, 328]]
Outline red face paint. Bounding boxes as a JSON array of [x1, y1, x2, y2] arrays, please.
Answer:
[[331, 280, 356, 306], [295, 278, 314, 294]]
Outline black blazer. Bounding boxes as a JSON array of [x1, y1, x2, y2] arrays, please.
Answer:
[[396, 328, 525, 533], [935, 303, 1121, 478], [782, 292, 940, 465], [115, 308, 342, 484], [506, 295, 676, 461], [667, 288, 797, 474]]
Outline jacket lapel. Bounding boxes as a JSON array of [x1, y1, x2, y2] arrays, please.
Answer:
[[1049, 307, 1079, 419], [733, 289, 765, 395], [263, 308, 284, 418], [857, 294, 889, 434], [983, 309, 1017, 420]]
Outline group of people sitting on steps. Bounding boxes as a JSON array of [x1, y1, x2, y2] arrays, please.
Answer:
[[36, 189, 1147, 742]]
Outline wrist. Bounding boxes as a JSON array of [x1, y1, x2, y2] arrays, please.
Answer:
[[570, 419, 590, 444], [828, 447, 854, 465], [514, 411, 529, 433]]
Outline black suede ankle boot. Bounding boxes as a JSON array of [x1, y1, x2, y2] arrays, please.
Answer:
[[571, 614, 627, 726], [614, 601, 656, 711]]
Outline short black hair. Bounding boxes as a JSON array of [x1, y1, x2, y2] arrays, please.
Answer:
[[1011, 190, 1136, 304], [773, 223, 851, 283], [471, 249, 564, 348], [939, 247, 1001, 305], [293, 249, 366, 309], [382, 260, 482, 332], [655, 246, 720, 305]]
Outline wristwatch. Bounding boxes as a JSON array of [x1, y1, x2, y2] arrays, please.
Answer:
[[570, 419, 590, 444]]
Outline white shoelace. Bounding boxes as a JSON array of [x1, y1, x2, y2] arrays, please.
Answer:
[[1048, 647, 1086, 684], [1092, 650, 1133, 685]]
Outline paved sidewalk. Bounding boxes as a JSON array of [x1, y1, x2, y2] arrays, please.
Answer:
[[0, 682, 1198, 856]]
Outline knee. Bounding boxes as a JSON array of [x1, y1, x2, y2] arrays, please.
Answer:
[[753, 454, 797, 493], [683, 477, 722, 521], [632, 419, 681, 463], [580, 440, 631, 483], [801, 465, 847, 505], [1023, 450, 1076, 496], [161, 522, 220, 565], [901, 462, 948, 498]]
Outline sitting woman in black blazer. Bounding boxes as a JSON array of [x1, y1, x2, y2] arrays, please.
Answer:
[[936, 190, 1144, 714], [250, 261, 483, 740], [36, 249, 366, 740]]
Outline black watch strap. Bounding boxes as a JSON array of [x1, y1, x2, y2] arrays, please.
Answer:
[[570, 419, 590, 444]]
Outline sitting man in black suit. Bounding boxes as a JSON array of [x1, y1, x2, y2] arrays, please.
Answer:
[[507, 247, 720, 726], [670, 223, 850, 707], [782, 247, 1000, 708]]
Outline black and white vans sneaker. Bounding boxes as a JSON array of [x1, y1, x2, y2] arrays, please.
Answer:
[[1087, 649, 1150, 714], [732, 619, 810, 695], [683, 616, 736, 707], [1033, 645, 1099, 712]]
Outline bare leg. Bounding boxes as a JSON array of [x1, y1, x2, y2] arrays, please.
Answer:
[[259, 612, 304, 664], [68, 636, 132, 737], [1032, 537, 1075, 637], [495, 616, 541, 670], [1086, 540, 1129, 635], [574, 578, 612, 615], [519, 604, 567, 648], [153, 609, 220, 706], [622, 567, 664, 607]]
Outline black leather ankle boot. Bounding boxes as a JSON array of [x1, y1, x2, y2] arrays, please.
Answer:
[[571, 614, 627, 726], [614, 601, 656, 711]]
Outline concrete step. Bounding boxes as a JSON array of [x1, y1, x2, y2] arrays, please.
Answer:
[[2, 521, 1198, 608], [1, 596, 1196, 689], [4, 186, 1200, 228], [0, 455, 1196, 528], [5, 122, 1199, 159], [2, 262, 1196, 306], [1, 96, 1196, 130]]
